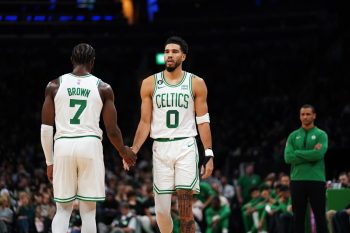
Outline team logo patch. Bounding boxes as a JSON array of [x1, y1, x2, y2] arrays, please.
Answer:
[[77, 80, 81, 85], [181, 85, 188, 90], [311, 135, 316, 140], [157, 80, 163, 85]]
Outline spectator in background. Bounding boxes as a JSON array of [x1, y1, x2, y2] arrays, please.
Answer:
[[110, 202, 137, 233], [138, 184, 157, 233], [334, 204, 350, 233], [195, 182, 216, 209], [211, 183, 229, 207], [236, 163, 261, 205], [0, 195, 14, 233], [97, 190, 120, 233], [279, 174, 290, 187], [205, 196, 230, 233], [264, 185, 293, 233], [220, 176, 235, 203], [192, 196, 204, 229], [241, 186, 263, 233], [16, 192, 35, 233], [338, 172, 350, 188], [35, 192, 55, 233], [284, 104, 328, 233]]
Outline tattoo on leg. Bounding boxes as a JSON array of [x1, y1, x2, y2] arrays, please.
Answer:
[[177, 190, 195, 233]]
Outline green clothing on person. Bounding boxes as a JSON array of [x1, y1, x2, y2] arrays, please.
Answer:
[[195, 182, 216, 203], [205, 205, 230, 233], [238, 174, 261, 203], [241, 196, 265, 232], [171, 213, 180, 233], [284, 126, 328, 181]]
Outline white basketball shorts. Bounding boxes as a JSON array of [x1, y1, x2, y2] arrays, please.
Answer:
[[53, 136, 105, 202], [152, 137, 200, 194]]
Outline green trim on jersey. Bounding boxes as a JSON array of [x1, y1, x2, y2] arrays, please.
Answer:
[[96, 78, 101, 86], [189, 74, 194, 100], [69, 73, 92, 78], [161, 71, 187, 87], [55, 135, 101, 140], [153, 137, 188, 142], [152, 74, 158, 97], [76, 195, 105, 202], [53, 196, 76, 203]]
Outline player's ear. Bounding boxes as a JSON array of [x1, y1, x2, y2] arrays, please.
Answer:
[[182, 53, 186, 62]]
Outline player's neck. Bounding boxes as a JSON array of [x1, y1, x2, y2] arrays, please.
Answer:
[[164, 68, 183, 81], [72, 65, 91, 76]]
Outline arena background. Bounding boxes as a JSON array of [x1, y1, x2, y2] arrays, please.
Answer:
[[0, 0, 349, 232]]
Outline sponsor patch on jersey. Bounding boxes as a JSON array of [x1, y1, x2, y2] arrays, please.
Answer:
[[311, 135, 316, 140], [157, 80, 163, 85], [181, 85, 188, 90]]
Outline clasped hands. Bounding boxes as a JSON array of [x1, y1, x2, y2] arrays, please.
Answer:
[[120, 145, 137, 171]]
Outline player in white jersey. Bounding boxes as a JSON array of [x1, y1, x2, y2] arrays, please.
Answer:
[[130, 36, 214, 233], [40, 43, 136, 233]]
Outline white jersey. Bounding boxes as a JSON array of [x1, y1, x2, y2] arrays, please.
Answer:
[[54, 73, 103, 140], [150, 71, 197, 139]]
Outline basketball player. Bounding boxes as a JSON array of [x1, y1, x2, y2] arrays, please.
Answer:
[[40, 43, 136, 233], [131, 36, 214, 233]]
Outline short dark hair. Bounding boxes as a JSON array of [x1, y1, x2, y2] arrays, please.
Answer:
[[165, 36, 188, 54], [301, 104, 316, 113], [249, 186, 259, 194], [71, 43, 95, 65]]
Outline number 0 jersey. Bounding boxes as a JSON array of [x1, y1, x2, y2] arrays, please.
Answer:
[[150, 71, 197, 139], [54, 73, 103, 140]]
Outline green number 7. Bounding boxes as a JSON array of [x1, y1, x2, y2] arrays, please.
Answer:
[[70, 99, 87, 124]]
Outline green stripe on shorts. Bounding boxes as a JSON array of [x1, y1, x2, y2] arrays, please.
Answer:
[[76, 195, 105, 202], [54, 196, 76, 203], [153, 184, 175, 194]]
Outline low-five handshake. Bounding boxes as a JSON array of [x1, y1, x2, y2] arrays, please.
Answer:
[[119, 145, 138, 171]]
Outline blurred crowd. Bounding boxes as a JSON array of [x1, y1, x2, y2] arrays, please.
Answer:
[[1, 155, 350, 233]]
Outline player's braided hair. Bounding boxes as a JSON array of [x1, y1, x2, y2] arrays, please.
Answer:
[[71, 43, 95, 65]]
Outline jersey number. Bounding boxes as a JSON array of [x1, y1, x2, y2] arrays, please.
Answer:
[[166, 110, 179, 128], [70, 99, 87, 124]]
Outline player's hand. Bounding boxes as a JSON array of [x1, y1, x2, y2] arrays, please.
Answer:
[[122, 159, 130, 171], [47, 165, 53, 182], [201, 157, 214, 179], [314, 143, 322, 150], [120, 145, 137, 167]]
